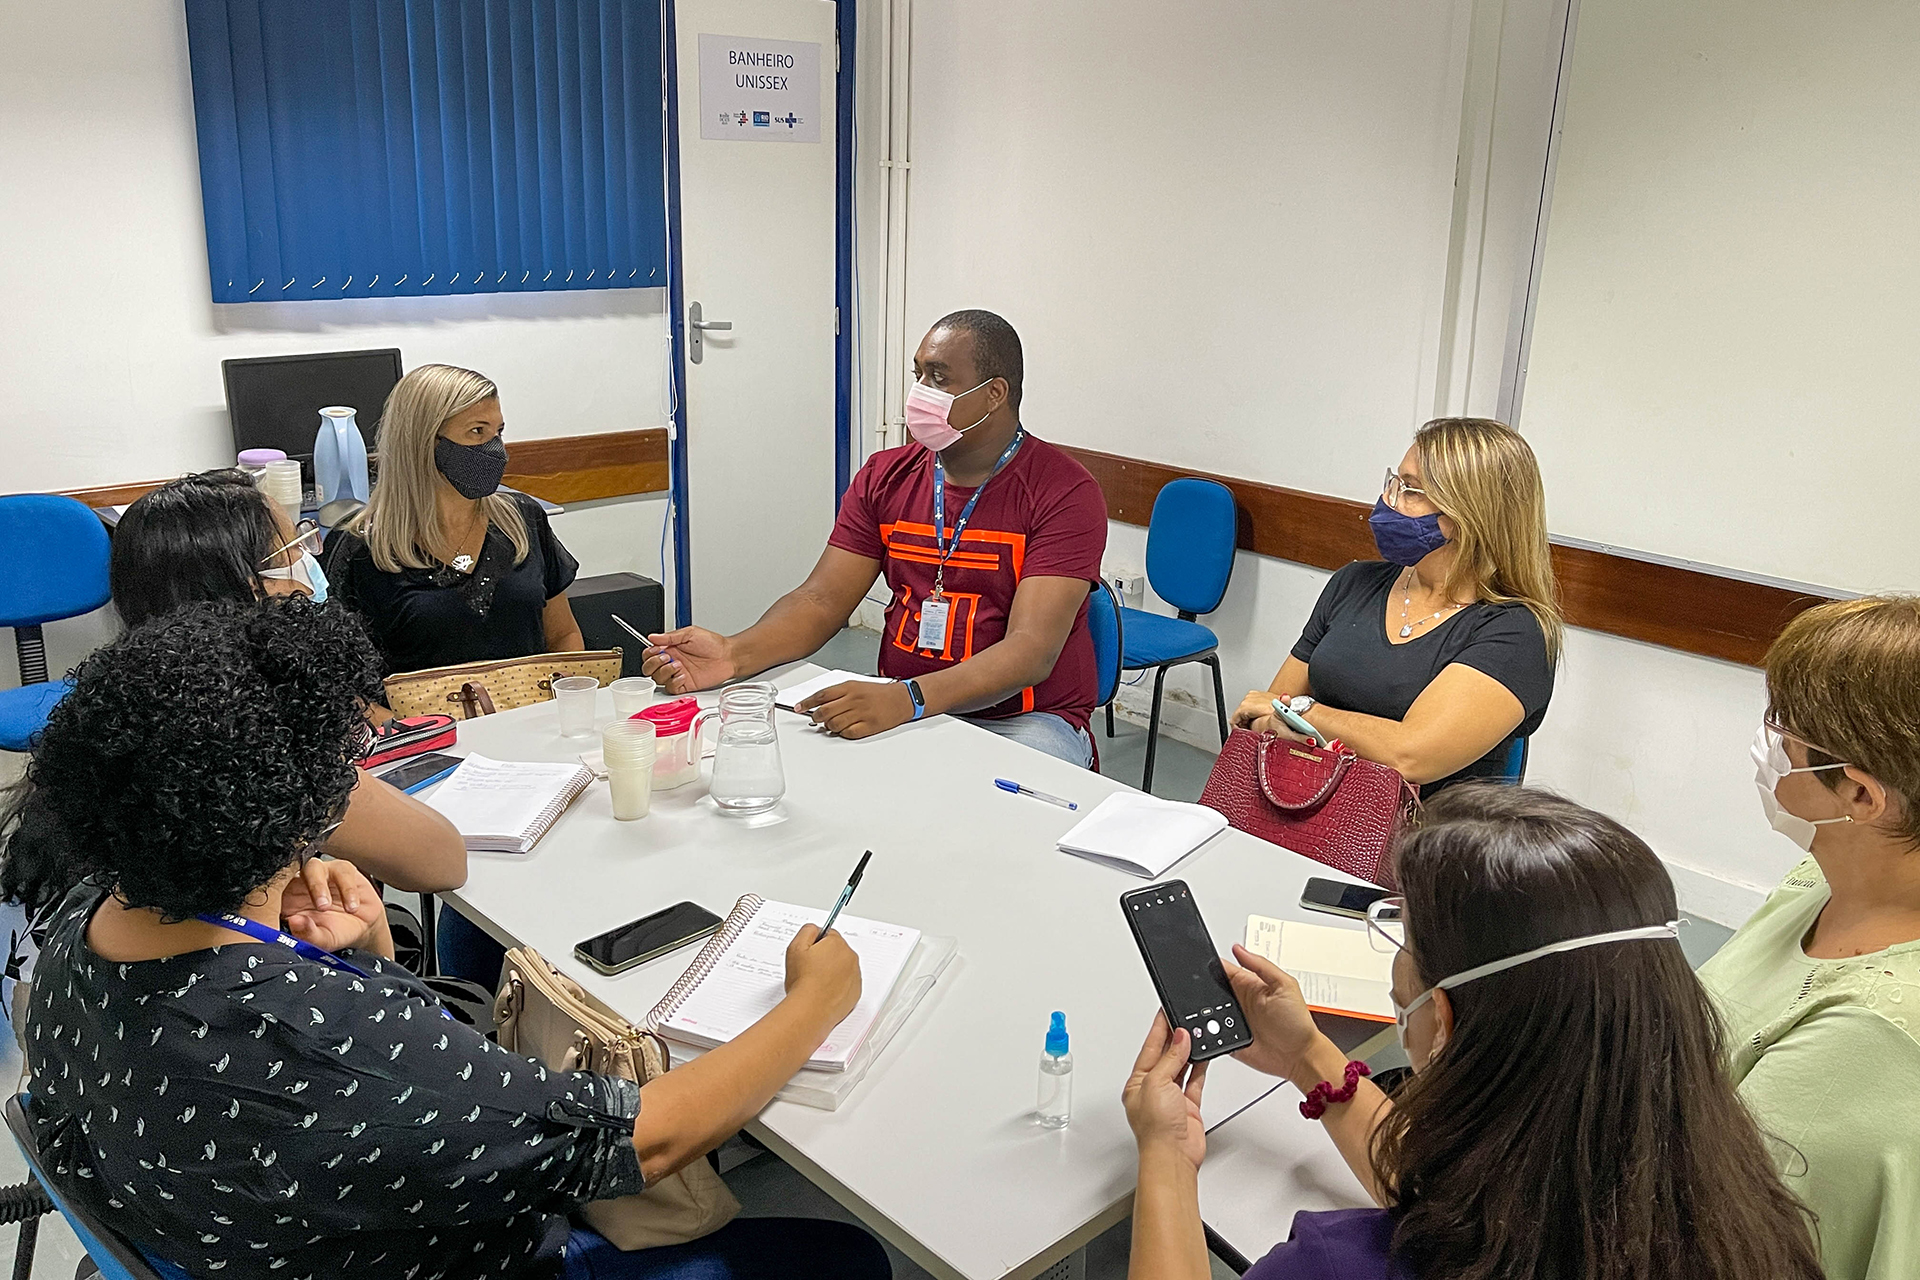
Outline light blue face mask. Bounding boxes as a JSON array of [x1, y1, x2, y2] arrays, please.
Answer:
[[259, 549, 329, 604]]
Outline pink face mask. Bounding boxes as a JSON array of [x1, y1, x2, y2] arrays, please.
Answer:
[[904, 378, 992, 451]]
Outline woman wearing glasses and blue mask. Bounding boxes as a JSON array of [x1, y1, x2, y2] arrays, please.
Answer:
[[1121, 785, 1824, 1280], [1230, 419, 1559, 791], [1697, 596, 1920, 1280]]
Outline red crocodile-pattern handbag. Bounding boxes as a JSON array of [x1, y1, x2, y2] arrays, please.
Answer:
[[1199, 729, 1420, 888]]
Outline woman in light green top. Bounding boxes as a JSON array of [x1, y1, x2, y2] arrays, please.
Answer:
[[1700, 594, 1920, 1280]]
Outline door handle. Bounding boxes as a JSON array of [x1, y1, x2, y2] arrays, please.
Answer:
[[688, 301, 731, 363]]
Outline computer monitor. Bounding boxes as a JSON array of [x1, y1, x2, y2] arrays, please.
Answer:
[[221, 348, 403, 468]]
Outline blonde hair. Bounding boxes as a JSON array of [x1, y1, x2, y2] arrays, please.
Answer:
[[1766, 595, 1920, 846], [1414, 417, 1563, 662], [345, 363, 528, 573]]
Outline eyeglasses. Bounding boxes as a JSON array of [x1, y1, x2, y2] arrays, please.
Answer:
[[1366, 895, 1406, 953], [1382, 470, 1429, 513], [260, 519, 323, 568]]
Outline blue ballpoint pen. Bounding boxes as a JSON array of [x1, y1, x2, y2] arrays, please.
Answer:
[[816, 849, 874, 941], [994, 778, 1078, 811]]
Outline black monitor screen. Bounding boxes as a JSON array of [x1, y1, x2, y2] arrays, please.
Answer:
[[222, 348, 403, 465]]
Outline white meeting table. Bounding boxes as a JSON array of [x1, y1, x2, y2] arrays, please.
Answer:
[[441, 665, 1371, 1280]]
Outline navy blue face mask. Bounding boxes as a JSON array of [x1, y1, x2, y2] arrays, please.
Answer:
[[1368, 497, 1449, 566]]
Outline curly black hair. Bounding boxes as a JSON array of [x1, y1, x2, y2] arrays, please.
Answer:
[[1, 597, 383, 922]]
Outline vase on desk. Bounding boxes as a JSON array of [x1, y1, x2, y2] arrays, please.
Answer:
[[313, 406, 371, 507]]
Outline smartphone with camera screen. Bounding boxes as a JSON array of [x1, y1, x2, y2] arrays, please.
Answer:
[[575, 902, 724, 976], [1120, 880, 1253, 1061]]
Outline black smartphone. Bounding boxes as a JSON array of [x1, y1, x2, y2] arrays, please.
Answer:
[[373, 751, 464, 794], [575, 902, 724, 976], [1300, 877, 1392, 920], [1120, 880, 1252, 1061]]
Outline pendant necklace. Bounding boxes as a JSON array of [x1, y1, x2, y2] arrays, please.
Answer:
[[448, 506, 486, 574], [1399, 570, 1465, 638]]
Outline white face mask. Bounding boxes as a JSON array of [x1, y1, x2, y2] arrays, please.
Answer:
[[1392, 921, 1681, 1057], [1751, 723, 1851, 852]]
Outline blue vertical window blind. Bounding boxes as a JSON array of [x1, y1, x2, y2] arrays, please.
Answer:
[[184, 0, 667, 303]]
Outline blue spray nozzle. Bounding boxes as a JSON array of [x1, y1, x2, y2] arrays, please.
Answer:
[[1045, 1011, 1069, 1056]]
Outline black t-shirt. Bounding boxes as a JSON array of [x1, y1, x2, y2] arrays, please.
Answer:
[[1290, 561, 1555, 791], [324, 493, 578, 676], [24, 887, 643, 1280]]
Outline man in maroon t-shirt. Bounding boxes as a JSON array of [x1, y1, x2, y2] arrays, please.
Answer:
[[640, 310, 1108, 765]]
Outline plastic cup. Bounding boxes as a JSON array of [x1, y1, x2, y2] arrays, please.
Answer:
[[602, 720, 656, 820], [609, 676, 655, 718], [552, 675, 601, 738]]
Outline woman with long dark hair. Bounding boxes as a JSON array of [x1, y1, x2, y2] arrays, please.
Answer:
[[1122, 786, 1824, 1280]]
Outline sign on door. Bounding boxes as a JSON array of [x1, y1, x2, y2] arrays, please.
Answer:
[[698, 33, 822, 143]]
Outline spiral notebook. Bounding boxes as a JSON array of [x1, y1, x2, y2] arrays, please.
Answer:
[[422, 753, 593, 853], [647, 895, 921, 1072]]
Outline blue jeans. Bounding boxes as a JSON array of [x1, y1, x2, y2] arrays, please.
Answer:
[[963, 711, 1094, 768], [562, 1219, 889, 1280]]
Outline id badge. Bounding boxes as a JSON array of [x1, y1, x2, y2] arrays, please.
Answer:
[[916, 594, 951, 651]]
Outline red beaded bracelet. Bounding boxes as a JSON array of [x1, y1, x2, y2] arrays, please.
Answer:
[[1298, 1060, 1371, 1120]]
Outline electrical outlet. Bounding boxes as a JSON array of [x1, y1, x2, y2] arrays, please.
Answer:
[[1103, 570, 1146, 610]]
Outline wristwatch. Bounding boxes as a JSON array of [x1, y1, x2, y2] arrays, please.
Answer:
[[1287, 696, 1317, 715], [903, 679, 927, 721]]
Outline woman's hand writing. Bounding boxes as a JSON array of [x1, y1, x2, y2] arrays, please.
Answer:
[[783, 924, 862, 1027]]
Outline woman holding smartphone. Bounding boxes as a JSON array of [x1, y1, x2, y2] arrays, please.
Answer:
[[1230, 418, 1559, 791], [1122, 786, 1823, 1280]]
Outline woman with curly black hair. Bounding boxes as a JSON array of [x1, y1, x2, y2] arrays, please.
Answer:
[[17, 598, 888, 1280]]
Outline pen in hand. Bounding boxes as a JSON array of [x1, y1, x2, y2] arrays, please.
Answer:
[[816, 849, 874, 942]]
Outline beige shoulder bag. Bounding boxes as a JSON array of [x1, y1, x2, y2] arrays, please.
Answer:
[[493, 946, 739, 1250], [384, 649, 624, 719]]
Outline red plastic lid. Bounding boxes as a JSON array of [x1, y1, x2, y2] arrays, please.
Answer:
[[632, 696, 700, 734]]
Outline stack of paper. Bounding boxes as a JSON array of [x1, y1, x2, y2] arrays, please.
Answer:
[[775, 670, 895, 711], [1243, 915, 1395, 1022], [1056, 793, 1229, 877]]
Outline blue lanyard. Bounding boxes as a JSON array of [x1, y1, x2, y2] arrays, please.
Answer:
[[197, 912, 374, 979], [931, 427, 1025, 595]]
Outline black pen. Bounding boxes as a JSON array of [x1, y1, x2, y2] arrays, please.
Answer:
[[816, 849, 873, 941]]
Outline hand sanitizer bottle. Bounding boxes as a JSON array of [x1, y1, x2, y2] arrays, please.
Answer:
[[1036, 1011, 1072, 1128]]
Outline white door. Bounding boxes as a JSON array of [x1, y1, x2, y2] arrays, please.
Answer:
[[675, 0, 839, 635]]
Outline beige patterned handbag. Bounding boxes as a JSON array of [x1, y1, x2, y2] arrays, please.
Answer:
[[494, 946, 741, 1250], [383, 649, 624, 719]]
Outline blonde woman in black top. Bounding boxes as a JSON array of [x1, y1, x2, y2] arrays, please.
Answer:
[[327, 363, 585, 676], [1232, 418, 1561, 790]]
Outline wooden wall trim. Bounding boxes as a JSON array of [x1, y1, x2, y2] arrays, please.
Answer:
[[47, 427, 670, 511], [1061, 444, 1838, 668]]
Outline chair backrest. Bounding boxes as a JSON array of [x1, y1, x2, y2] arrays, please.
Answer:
[[0, 495, 113, 628], [1499, 736, 1530, 784], [6, 1096, 171, 1280], [1086, 578, 1123, 708], [1144, 478, 1236, 617]]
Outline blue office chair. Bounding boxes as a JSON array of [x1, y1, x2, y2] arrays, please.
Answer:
[[1499, 735, 1530, 784], [6, 1096, 174, 1280], [1087, 577, 1124, 723], [0, 494, 112, 752], [1118, 479, 1237, 792]]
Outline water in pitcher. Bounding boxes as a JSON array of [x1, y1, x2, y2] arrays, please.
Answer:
[[708, 684, 785, 813]]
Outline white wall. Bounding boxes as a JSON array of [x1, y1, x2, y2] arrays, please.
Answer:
[[1519, 0, 1920, 593], [0, 2, 674, 683]]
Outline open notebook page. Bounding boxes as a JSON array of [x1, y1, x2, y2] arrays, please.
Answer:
[[775, 670, 894, 711], [657, 901, 921, 1070], [423, 754, 590, 852], [1244, 916, 1395, 1022]]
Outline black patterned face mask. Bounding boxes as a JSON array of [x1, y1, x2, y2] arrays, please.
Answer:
[[434, 435, 508, 499]]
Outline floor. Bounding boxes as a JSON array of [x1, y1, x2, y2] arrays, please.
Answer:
[[1, 629, 1725, 1279]]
